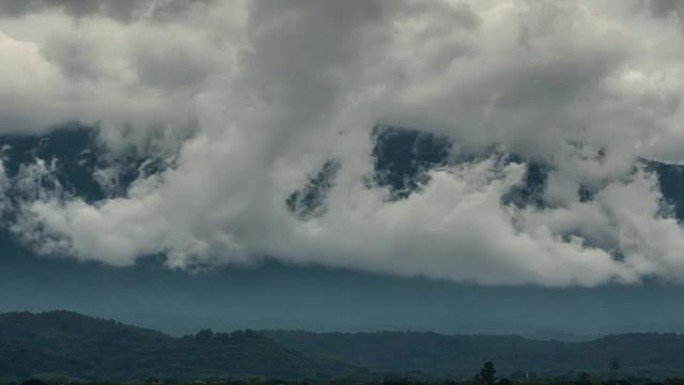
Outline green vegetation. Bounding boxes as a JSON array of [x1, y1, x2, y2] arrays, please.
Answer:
[[6, 362, 684, 385], [0, 311, 357, 381], [2, 312, 684, 382]]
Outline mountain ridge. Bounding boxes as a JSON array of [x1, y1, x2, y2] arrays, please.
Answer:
[[3, 311, 684, 381], [0, 310, 359, 381]]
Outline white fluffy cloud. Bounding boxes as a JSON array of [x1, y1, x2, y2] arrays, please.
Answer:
[[3, 0, 684, 286]]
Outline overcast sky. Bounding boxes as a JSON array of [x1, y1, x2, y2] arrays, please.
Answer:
[[2, 0, 684, 286]]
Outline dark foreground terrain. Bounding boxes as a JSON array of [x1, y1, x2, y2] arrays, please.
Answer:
[[2, 311, 684, 382]]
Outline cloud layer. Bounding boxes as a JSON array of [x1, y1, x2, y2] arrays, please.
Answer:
[[2, 0, 684, 286]]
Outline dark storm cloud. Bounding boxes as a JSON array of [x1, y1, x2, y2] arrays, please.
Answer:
[[648, 0, 684, 18], [2, 0, 684, 286]]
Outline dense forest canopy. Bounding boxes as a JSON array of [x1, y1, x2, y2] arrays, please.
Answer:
[[2, 312, 684, 382]]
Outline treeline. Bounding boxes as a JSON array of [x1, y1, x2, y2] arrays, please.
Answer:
[[7, 361, 684, 385], [263, 330, 684, 378]]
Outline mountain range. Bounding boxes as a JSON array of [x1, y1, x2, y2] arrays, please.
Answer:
[[2, 311, 684, 381]]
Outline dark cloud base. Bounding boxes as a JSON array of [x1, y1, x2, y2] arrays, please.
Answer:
[[3, 126, 684, 272], [2, 229, 684, 337]]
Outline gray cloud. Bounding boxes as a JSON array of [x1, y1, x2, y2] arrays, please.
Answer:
[[0, 0, 212, 22], [648, 0, 684, 17], [2, 0, 684, 286]]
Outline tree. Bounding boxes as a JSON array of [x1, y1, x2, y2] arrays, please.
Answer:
[[610, 358, 621, 380], [479, 361, 496, 385], [576, 372, 593, 385], [19, 380, 46, 385]]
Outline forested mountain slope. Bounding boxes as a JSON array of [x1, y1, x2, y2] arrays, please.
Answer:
[[0, 311, 357, 381]]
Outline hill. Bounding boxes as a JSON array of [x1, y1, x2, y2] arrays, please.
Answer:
[[263, 330, 684, 379], [0, 311, 357, 381], [3, 312, 684, 381]]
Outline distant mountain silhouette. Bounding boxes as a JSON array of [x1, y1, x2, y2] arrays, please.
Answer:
[[264, 330, 684, 379]]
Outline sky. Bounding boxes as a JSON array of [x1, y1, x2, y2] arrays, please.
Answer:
[[2, 0, 684, 334]]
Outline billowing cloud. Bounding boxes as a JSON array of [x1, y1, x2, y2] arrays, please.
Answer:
[[2, 0, 684, 286]]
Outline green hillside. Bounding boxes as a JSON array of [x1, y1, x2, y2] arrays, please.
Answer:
[[0, 311, 356, 381]]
